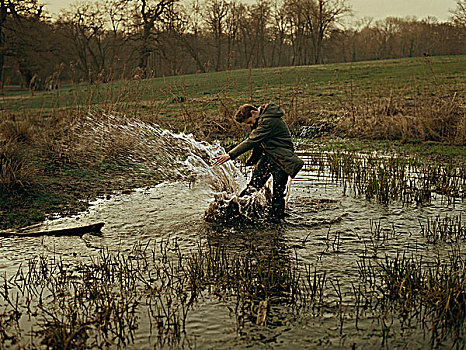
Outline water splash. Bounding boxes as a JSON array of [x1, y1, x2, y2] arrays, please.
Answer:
[[81, 115, 244, 191], [81, 115, 271, 223], [204, 186, 272, 224]]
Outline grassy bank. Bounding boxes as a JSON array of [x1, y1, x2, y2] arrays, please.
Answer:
[[0, 56, 465, 228], [0, 115, 173, 229]]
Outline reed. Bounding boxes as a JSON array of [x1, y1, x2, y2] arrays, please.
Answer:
[[336, 72, 465, 144], [0, 141, 37, 193], [0, 118, 34, 144], [419, 214, 465, 243], [0, 238, 307, 347], [301, 150, 466, 205], [1, 227, 465, 348], [356, 249, 466, 347]]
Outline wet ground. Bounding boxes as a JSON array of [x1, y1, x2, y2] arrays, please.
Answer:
[[1, 138, 465, 349]]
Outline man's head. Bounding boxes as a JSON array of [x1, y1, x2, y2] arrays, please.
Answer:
[[234, 104, 260, 127]]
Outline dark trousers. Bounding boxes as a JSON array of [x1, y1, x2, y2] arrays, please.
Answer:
[[240, 155, 289, 219]]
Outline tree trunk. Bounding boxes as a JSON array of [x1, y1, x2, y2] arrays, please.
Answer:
[[138, 21, 153, 75], [138, 38, 151, 73], [215, 34, 222, 71], [0, 34, 4, 91], [0, 0, 6, 91], [177, 34, 206, 73], [18, 61, 35, 88]]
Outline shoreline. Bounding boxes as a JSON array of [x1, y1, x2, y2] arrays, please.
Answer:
[[2, 134, 464, 230]]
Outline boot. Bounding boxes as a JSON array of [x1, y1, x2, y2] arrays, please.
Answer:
[[269, 199, 285, 222]]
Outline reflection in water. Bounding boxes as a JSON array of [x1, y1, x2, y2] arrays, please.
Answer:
[[0, 128, 465, 348]]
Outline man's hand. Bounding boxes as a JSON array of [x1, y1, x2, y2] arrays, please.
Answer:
[[212, 153, 230, 166]]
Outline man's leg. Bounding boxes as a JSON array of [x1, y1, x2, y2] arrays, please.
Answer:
[[270, 167, 289, 220], [240, 156, 273, 197]]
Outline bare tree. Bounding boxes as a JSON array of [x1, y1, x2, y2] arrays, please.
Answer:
[[374, 17, 403, 58], [0, 0, 50, 89], [306, 0, 350, 64], [204, 0, 229, 71], [58, 1, 109, 81], [224, 0, 242, 68], [151, 1, 203, 75], [0, 1, 32, 88], [283, 0, 350, 65], [283, 0, 306, 65], [0, 0, 464, 86], [228, 2, 250, 67], [450, 0, 466, 27], [0, 0, 13, 89], [104, 0, 132, 69], [131, 0, 177, 75], [248, 0, 271, 67], [170, 0, 206, 73], [270, 0, 288, 66]]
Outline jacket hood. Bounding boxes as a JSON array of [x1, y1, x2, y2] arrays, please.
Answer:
[[260, 103, 284, 118]]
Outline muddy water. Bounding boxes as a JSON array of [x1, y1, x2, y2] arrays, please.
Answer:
[[1, 140, 465, 348]]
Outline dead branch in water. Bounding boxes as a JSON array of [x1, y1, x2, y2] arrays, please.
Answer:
[[0, 222, 104, 238]]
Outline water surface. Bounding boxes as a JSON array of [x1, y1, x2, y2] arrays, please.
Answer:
[[1, 140, 464, 349]]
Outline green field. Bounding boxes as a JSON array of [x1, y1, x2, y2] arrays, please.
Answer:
[[2, 55, 464, 118]]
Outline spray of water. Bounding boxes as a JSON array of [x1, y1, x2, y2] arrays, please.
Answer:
[[80, 115, 272, 223], [204, 187, 272, 224]]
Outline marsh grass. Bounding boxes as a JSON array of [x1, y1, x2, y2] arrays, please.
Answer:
[[337, 85, 466, 144], [0, 118, 34, 144], [302, 150, 466, 205], [0, 57, 464, 347], [0, 56, 464, 227], [354, 249, 465, 347], [2, 56, 465, 143], [419, 214, 465, 243], [0, 237, 305, 348], [1, 221, 465, 349], [375, 251, 465, 344], [0, 142, 37, 193]]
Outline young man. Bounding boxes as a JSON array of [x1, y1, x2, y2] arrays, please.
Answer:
[[213, 102, 304, 221]]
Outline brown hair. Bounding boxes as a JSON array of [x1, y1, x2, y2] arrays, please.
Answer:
[[234, 104, 258, 123]]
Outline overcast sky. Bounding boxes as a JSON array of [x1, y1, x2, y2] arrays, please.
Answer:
[[43, 0, 457, 22]]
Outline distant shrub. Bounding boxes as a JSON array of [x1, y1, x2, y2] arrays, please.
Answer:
[[0, 142, 36, 192], [0, 118, 34, 143]]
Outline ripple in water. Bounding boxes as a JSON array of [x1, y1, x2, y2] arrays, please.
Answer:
[[0, 121, 465, 349]]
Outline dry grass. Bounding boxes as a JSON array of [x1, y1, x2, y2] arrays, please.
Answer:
[[0, 142, 37, 192], [0, 118, 34, 144], [0, 238, 302, 348], [1, 223, 465, 347], [377, 252, 466, 332], [336, 88, 466, 144], [419, 214, 465, 243], [0, 57, 464, 229]]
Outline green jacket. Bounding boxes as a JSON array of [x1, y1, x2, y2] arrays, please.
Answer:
[[228, 103, 304, 178]]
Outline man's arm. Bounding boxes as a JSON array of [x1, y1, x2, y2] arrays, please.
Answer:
[[245, 145, 264, 166], [228, 122, 272, 160], [212, 120, 272, 167]]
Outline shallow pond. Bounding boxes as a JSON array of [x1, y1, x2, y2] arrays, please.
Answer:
[[1, 137, 465, 349]]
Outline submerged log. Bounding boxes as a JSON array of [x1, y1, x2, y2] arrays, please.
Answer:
[[0, 222, 104, 238]]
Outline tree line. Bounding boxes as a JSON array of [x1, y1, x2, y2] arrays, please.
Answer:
[[1, 0, 465, 89]]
